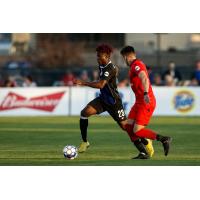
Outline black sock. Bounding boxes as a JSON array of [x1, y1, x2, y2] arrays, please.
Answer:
[[134, 139, 148, 155], [141, 138, 148, 145], [80, 118, 88, 142]]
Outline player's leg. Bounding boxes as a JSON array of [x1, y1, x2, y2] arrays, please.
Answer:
[[123, 104, 154, 158], [79, 97, 104, 153], [119, 119, 149, 159], [134, 124, 172, 156], [133, 104, 172, 156], [78, 105, 96, 152], [123, 120, 154, 158], [80, 105, 97, 141], [106, 101, 150, 159]]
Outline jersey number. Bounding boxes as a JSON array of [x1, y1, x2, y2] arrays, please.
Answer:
[[118, 109, 125, 118]]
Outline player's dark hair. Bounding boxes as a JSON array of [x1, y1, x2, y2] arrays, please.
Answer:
[[120, 46, 135, 55], [96, 44, 113, 55]]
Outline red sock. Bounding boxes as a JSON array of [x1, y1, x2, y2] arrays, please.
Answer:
[[125, 124, 139, 142], [134, 129, 157, 140]]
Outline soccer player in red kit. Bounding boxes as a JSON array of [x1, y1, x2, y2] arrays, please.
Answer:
[[121, 46, 172, 159]]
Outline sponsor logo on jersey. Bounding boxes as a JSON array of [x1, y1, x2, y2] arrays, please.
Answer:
[[104, 71, 109, 77], [135, 66, 140, 71], [173, 90, 195, 113], [0, 91, 65, 112]]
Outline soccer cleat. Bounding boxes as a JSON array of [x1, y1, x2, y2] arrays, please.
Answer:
[[161, 136, 172, 156], [145, 139, 154, 157], [78, 141, 90, 153], [132, 152, 150, 159]]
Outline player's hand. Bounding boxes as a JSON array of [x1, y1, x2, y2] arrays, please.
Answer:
[[73, 79, 84, 86], [144, 94, 150, 104]]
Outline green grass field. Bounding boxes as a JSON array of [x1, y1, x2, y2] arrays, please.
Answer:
[[0, 116, 200, 166]]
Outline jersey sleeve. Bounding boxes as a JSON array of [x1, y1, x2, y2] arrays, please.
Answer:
[[100, 67, 115, 81], [131, 61, 146, 76]]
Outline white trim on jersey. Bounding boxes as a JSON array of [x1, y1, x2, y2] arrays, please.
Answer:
[[99, 61, 111, 68]]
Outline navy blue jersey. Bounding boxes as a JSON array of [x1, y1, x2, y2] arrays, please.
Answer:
[[99, 61, 121, 105]]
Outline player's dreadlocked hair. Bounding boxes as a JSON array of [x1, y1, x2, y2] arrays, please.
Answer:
[[120, 46, 135, 55], [96, 44, 113, 55]]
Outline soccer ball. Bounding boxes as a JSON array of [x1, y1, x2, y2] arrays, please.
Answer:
[[63, 145, 78, 160]]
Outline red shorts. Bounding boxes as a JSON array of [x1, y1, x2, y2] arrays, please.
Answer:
[[128, 101, 156, 126]]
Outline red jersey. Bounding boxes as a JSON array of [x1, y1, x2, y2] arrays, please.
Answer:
[[129, 59, 156, 104]]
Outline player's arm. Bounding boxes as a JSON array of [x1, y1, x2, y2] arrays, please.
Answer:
[[138, 71, 150, 104], [138, 71, 149, 93], [74, 67, 113, 89], [74, 79, 107, 89]]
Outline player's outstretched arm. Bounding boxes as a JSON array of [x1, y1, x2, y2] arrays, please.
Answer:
[[74, 79, 107, 89], [138, 71, 150, 104]]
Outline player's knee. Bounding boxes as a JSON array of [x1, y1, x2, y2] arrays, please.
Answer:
[[80, 109, 88, 117], [81, 107, 93, 118]]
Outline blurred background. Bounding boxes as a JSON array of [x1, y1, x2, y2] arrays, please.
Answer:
[[0, 33, 200, 88]]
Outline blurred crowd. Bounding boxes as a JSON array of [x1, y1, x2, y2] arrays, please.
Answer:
[[1, 60, 200, 88], [152, 60, 200, 87], [0, 75, 37, 87], [55, 60, 200, 88], [118, 60, 200, 87]]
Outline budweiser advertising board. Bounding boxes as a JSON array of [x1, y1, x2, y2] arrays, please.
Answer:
[[0, 87, 200, 116], [0, 87, 69, 116]]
